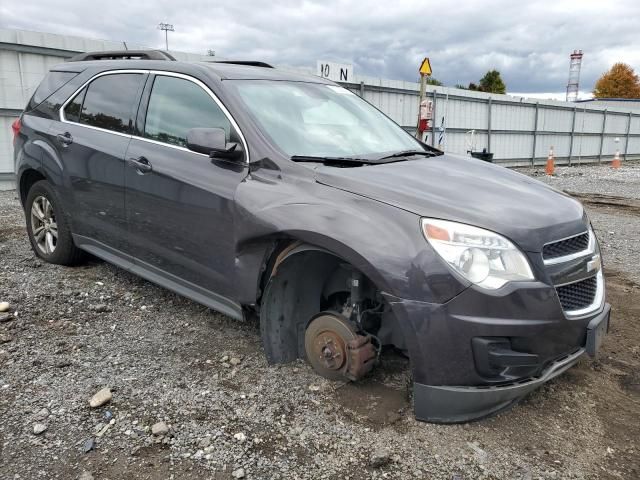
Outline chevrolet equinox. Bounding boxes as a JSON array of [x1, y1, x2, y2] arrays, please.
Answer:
[[12, 50, 610, 422]]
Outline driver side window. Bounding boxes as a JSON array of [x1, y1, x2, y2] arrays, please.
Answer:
[[144, 75, 231, 148]]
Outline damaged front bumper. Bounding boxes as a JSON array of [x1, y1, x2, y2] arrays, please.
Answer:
[[383, 284, 611, 423]]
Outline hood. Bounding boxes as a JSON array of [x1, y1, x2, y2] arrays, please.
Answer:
[[314, 154, 586, 252]]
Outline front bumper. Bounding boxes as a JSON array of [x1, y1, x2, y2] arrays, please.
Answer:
[[383, 283, 611, 423], [414, 347, 586, 423]]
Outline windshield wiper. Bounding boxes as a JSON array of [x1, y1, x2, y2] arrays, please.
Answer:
[[377, 150, 437, 161], [290, 155, 371, 165]]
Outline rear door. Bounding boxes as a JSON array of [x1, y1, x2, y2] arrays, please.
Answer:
[[49, 71, 147, 252], [124, 72, 249, 301]]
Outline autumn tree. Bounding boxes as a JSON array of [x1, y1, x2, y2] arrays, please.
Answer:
[[593, 63, 640, 98]]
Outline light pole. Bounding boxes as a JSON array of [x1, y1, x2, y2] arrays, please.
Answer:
[[158, 22, 174, 51]]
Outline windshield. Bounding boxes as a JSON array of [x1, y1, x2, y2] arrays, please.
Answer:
[[228, 80, 423, 158]]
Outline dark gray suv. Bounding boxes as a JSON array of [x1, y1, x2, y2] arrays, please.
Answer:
[[12, 50, 610, 422]]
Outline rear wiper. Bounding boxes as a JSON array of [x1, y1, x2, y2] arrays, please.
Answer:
[[290, 155, 371, 164], [377, 150, 437, 160]]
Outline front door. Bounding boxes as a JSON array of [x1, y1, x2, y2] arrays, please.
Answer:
[[49, 71, 147, 252], [124, 73, 248, 301]]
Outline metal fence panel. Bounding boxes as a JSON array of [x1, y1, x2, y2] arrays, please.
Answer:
[[575, 110, 605, 134], [0, 117, 14, 173], [491, 103, 535, 131]]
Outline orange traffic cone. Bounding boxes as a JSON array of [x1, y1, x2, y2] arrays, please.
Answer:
[[545, 146, 555, 176], [611, 149, 621, 169]]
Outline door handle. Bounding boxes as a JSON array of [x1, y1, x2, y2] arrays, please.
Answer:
[[56, 132, 73, 146], [127, 156, 153, 173]]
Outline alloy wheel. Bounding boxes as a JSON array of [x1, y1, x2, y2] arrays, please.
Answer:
[[30, 195, 58, 255]]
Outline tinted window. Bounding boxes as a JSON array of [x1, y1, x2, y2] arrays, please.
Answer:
[[79, 74, 145, 134], [63, 87, 87, 123], [144, 76, 231, 147], [28, 71, 78, 108]]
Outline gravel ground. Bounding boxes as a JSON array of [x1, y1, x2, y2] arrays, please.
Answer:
[[518, 160, 640, 200], [518, 161, 640, 284], [1, 164, 639, 480]]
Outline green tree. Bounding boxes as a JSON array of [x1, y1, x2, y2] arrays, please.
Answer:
[[425, 77, 443, 86], [593, 63, 640, 98], [478, 70, 506, 94]]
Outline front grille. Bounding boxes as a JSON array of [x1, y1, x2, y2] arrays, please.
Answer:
[[543, 232, 589, 260], [556, 276, 598, 311]]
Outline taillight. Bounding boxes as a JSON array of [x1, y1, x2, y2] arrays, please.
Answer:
[[11, 117, 22, 144]]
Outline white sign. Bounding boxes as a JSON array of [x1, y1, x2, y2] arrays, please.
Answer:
[[316, 61, 353, 83]]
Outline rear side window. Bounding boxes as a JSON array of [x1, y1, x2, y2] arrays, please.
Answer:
[[72, 73, 145, 134], [144, 75, 231, 147], [64, 87, 86, 123], [27, 71, 78, 110]]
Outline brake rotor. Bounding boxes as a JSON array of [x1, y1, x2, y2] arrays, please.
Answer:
[[304, 312, 376, 381]]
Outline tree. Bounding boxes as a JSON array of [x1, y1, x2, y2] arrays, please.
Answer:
[[593, 63, 640, 98], [478, 70, 506, 94], [426, 77, 443, 86], [454, 83, 468, 90]]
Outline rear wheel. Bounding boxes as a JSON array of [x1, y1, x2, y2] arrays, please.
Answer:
[[25, 180, 85, 265]]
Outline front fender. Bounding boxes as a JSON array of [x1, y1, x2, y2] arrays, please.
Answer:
[[233, 171, 468, 306]]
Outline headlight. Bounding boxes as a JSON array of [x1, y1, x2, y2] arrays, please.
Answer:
[[421, 218, 534, 289]]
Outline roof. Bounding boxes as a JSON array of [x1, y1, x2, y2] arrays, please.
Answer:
[[197, 62, 331, 83], [576, 98, 640, 103], [52, 56, 331, 84]]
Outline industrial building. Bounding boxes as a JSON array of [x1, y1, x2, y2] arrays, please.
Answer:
[[2, 28, 639, 191]]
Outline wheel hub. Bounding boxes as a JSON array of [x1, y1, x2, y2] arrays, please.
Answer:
[[304, 312, 377, 381]]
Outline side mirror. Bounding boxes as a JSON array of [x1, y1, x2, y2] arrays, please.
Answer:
[[186, 128, 244, 161]]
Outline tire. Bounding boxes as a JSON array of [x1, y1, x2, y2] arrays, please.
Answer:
[[25, 180, 85, 265]]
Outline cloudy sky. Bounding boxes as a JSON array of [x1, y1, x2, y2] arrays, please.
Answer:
[[2, 0, 639, 97]]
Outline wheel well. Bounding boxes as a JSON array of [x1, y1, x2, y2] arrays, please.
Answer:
[[19, 169, 46, 206], [258, 246, 404, 364]]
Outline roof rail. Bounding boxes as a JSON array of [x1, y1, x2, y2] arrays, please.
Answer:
[[213, 60, 274, 68], [68, 50, 176, 62]]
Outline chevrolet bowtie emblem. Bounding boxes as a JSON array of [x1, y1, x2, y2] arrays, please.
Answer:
[[587, 255, 601, 273]]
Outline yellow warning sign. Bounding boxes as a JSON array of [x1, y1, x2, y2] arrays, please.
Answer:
[[419, 57, 432, 76]]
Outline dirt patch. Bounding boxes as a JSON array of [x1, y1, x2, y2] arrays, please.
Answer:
[[565, 191, 640, 215]]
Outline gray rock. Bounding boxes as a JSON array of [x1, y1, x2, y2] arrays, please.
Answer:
[[370, 448, 391, 468], [78, 471, 94, 480], [35, 408, 50, 420], [229, 357, 242, 366], [0, 334, 13, 344], [0, 312, 12, 322], [83, 438, 95, 453], [151, 421, 169, 436], [33, 423, 47, 435], [89, 387, 112, 408], [91, 304, 110, 313], [232, 468, 246, 479], [198, 437, 211, 448]]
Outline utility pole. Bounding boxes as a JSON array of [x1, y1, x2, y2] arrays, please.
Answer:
[[416, 58, 433, 140], [158, 22, 175, 51]]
